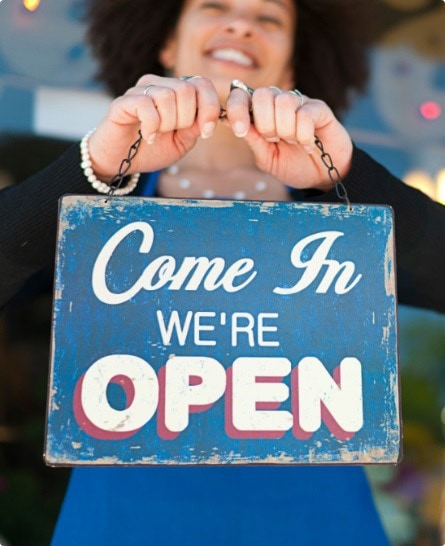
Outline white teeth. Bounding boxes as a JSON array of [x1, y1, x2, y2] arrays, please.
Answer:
[[211, 48, 254, 67]]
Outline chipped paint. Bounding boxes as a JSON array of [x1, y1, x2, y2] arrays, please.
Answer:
[[384, 224, 396, 297], [46, 196, 400, 466]]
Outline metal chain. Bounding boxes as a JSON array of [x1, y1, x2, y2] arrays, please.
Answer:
[[106, 127, 351, 209], [314, 136, 351, 209], [107, 130, 144, 198]]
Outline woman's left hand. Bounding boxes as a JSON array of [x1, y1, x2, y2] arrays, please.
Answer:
[[225, 85, 353, 192]]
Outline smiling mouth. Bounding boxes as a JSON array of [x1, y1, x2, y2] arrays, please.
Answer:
[[208, 48, 256, 68]]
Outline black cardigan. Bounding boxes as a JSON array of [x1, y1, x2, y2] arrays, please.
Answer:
[[1, 144, 445, 313]]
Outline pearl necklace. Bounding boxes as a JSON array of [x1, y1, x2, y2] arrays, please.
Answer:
[[165, 164, 269, 200]]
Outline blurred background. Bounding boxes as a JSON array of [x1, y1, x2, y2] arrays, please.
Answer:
[[0, 0, 444, 544]]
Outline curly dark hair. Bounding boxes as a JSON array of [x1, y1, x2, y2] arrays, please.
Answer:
[[84, 0, 377, 117]]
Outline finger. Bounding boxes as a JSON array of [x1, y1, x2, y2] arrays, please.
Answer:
[[251, 87, 280, 142], [174, 80, 198, 129], [295, 106, 316, 153], [191, 77, 221, 139], [239, 123, 273, 167], [141, 85, 177, 134], [107, 94, 161, 143], [136, 76, 220, 139], [226, 88, 252, 138], [134, 75, 193, 133], [134, 74, 174, 91], [275, 91, 299, 143], [294, 98, 331, 153]]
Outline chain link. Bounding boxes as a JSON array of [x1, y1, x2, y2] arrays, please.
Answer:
[[314, 136, 351, 209], [107, 130, 144, 198], [106, 126, 351, 209]]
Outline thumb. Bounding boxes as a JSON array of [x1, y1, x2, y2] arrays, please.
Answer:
[[175, 119, 202, 151], [241, 124, 275, 169]]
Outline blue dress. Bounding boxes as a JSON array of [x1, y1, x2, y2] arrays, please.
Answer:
[[51, 173, 390, 545]]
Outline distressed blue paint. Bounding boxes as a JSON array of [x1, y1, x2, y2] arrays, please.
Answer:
[[46, 196, 400, 465]]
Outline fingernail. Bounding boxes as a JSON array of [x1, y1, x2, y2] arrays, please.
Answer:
[[303, 145, 314, 154], [147, 133, 157, 144], [201, 122, 216, 139], [265, 137, 280, 143], [234, 121, 248, 138]]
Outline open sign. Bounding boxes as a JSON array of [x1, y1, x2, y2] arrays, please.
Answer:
[[74, 355, 363, 441], [45, 197, 400, 465]]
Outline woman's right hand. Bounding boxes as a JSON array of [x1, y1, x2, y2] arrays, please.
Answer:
[[88, 75, 221, 181]]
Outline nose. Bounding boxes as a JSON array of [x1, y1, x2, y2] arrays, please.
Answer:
[[224, 16, 254, 38]]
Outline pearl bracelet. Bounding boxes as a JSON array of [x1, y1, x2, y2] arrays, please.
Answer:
[[80, 129, 140, 196]]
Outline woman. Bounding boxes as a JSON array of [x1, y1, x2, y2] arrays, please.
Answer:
[[1, 0, 444, 544]]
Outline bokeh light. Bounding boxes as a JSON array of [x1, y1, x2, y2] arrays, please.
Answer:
[[403, 170, 436, 199], [23, 0, 41, 12], [420, 101, 442, 121], [436, 169, 445, 205]]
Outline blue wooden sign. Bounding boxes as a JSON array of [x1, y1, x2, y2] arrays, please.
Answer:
[[45, 196, 400, 466]]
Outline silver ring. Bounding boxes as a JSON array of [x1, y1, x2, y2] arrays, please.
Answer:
[[179, 75, 202, 82], [230, 79, 254, 96], [289, 89, 305, 108], [143, 84, 157, 96]]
